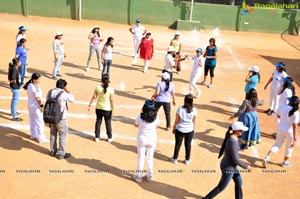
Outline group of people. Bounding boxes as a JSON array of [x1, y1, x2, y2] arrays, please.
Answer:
[[6, 22, 299, 199]]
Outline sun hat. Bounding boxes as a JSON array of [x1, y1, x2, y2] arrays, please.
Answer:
[[248, 65, 259, 73], [19, 26, 27, 31], [196, 48, 203, 53], [231, 121, 248, 131], [56, 31, 63, 36], [174, 31, 180, 36], [274, 62, 285, 68], [162, 72, 170, 80], [167, 46, 175, 52], [93, 25, 100, 29]]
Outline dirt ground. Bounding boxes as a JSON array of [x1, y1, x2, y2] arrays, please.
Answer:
[[0, 14, 299, 199]]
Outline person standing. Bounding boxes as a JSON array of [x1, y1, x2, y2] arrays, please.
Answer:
[[201, 38, 218, 88], [278, 77, 295, 109], [23, 73, 49, 143], [244, 65, 260, 98], [189, 48, 205, 98], [85, 25, 103, 71], [16, 26, 29, 77], [8, 58, 22, 121], [15, 38, 27, 86], [170, 94, 197, 165], [202, 122, 252, 199], [162, 46, 176, 81], [137, 32, 154, 73], [264, 62, 287, 115], [101, 37, 114, 77], [88, 74, 114, 143], [132, 100, 159, 183], [47, 79, 75, 159], [52, 31, 66, 80], [230, 88, 261, 149], [263, 96, 299, 168], [129, 19, 146, 64], [170, 31, 185, 73], [152, 72, 176, 131]]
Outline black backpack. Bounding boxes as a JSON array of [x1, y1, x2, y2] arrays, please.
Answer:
[[43, 90, 64, 124]]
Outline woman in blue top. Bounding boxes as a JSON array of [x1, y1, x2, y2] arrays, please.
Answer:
[[244, 65, 260, 98], [201, 38, 218, 88], [15, 38, 27, 85]]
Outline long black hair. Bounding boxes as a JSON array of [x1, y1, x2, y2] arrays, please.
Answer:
[[209, 38, 216, 47], [101, 73, 110, 94], [183, 94, 193, 113], [288, 96, 299, 117], [162, 78, 170, 91], [140, 100, 157, 123], [8, 58, 20, 70], [246, 88, 258, 107], [250, 71, 260, 83], [104, 37, 114, 48], [17, 38, 26, 47], [279, 77, 295, 96], [23, 73, 41, 90], [218, 126, 232, 159], [91, 27, 100, 37]]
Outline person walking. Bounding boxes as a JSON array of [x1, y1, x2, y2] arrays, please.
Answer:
[[170, 94, 197, 165], [8, 58, 22, 121], [132, 100, 159, 183], [101, 37, 114, 77], [52, 31, 66, 80], [47, 79, 75, 159], [85, 25, 103, 71], [152, 72, 176, 131], [15, 38, 27, 86], [230, 88, 261, 149], [23, 73, 49, 143], [88, 74, 114, 143], [201, 38, 218, 88], [137, 32, 154, 73], [129, 19, 146, 64], [264, 62, 287, 115], [189, 48, 205, 98], [202, 121, 252, 199], [263, 96, 299, 168]]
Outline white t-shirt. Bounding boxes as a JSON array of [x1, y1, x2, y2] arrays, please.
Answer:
[[164, 54, 175, 72], [89, 33, 101, 47], [135, 115, 159, 147], [277, 104, 299, 133], [271, 70, 287, 90], [131, 24, 145, 40], [16, 34, 26, 43], [53, 39, 65, 56], [103, 45, 113, 60], [278, 88, 293, 108], [175, 107, 197, 133], [27, 83, 42, 107], [192, 55, 205, 72]]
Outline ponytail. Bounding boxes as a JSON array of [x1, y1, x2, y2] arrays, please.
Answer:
[[101, 73, 110, 94], [218, 126, 232, 159], [183, 94, 193, 113], [288, 96, 299, 117], [23, 73, 41, 90], [164, 79, 170, 91], [8, 58, 20, 70]]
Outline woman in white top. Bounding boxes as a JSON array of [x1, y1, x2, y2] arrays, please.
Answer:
[[278, 77, 295, 108], [85, 25, 103, 71], [189, 48, 205, 98], [170, 94, 197, 165], [52, 31, 66, 80], [132, 100, 159, 183], [264, 62, 288, 115], [23, 73, 49, 143], [129, 19, 146, 64], [263, 96, 299, 168], [101, 37, 114, 77]]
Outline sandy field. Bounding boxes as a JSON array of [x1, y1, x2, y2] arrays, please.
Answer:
[[0, 14, 299, 199]]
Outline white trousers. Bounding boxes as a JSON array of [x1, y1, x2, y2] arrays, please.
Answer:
[[269, 84, 280, 112], [270, 131, 294, 158], [133, 37, 142, 58], [189, 70, 202, 95], [136, 143, 156, 178], [28, 104, 47, 142], [143, 60, 149, 72]]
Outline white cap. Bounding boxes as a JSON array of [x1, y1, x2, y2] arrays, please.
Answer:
[[174, 31, 180, 36], [56, 31, 63, 36], [231, 121, 248, 131], [93, 25, 100, 29], [162, 72, 170, 80], [167, 46, 175, 52], [248, 65, 259, 73]]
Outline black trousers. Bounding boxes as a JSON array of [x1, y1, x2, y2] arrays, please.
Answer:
[[154, 101, 171, 128], [173, 129, 194, 160], [95, 109, 112, 138]]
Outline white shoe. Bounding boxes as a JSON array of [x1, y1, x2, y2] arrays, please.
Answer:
[[146, 176, 153, 182], [132, 175, 142, 183], [84, 67, 90, 72], [282, 161, 292, 167], [208, 83, 214, 88], [95, 138, 99, 142], [196, 91, 202, 98], [108, 138, 113, 143], [263, 158, 269, 168], [200, 80, 207, 85], [170, 157, 177, 164], [39, 139, 50, 144], [184, 159, 191, 165]]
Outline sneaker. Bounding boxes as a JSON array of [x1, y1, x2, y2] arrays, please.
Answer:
[[146, 176, 153, 182], [264, 108, 271, 113], [282, 161, 292, 167], [196, 91, 202, 98], [108, 137, 113, 143], [58, 153, 71, 160], [208, 83, 214, 88], [56, 74, 62, 77], [200, 80, 207, 85], [50, 151, 57, 157], [53, 76, 57, 80], [39, 139, 50, 144], [84, 67, 89, 72], [12, 117, 22, 121], [170, 157, 177, 164], [95, 138, 99, 142], [132, 175, 142, 183], [184, 159, 191, 165], [263, 158, 269, 168]]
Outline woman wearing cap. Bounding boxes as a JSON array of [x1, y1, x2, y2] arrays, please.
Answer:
[[201, 38, 218, 88], [85, 26, 103, 71], [16, 26, 29, 77], [129, 19, 147, 64], [263, 96, 299, 168], [264, 62, 287, 115], [189, 48, 205, 98], [202, 121, 252, 199], [230, 88, 261, 149], [162, 46, 176, 81], [88, 74, 114, 143], [244, 65, 260, 98], [137, 32, 154, 73], [278, 77, 295, 109], [101, 37, 114, 77], [151, 72, 175, 131], [52, 31, 66, 80], [170, 32, 186, 73], [15, 38, 27, 85], [23, 73, 49, 143], [170, 94, 197, 165], [132, 100, 159, 183]]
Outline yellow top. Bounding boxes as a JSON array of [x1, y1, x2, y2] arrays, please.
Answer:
[[170, 39, 181, 53], [95, 86, 114, 111]]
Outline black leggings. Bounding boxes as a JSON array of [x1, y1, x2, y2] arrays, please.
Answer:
[[204, 64, 216, 77], [173, 129, 194, 160]]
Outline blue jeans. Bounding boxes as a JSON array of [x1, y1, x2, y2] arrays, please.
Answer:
[[18, 63, 26, 85], [11, 88, 21, 119], [102, 59, 112, 77], [204, 168, 243, 199]]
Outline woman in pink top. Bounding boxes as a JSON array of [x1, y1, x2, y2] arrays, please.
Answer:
[[85, 25, 103, 71]]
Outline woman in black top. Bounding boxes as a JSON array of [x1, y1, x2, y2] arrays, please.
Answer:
[[8, 58, 22, 121], [203, 121, 252, 199]]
